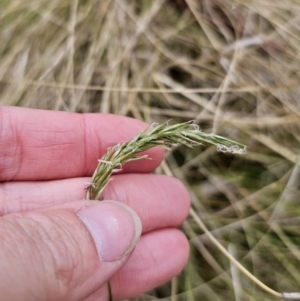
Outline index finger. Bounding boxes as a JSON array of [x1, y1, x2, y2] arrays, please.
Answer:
[[0, 107, 164, 181]]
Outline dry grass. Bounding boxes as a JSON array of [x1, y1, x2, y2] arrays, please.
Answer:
[[1, 0, 300, 300]]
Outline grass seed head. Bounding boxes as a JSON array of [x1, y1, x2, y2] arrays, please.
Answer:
[[85, 121, 246, 200]]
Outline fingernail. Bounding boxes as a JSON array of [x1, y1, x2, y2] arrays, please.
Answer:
[[77, 201, 142, 262]]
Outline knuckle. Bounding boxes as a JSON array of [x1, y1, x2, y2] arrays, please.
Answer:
[[0, 107, 21, 181], [29, 212, 84, 291], [0, 184, 11, 216], [3, 212, 85, 299]]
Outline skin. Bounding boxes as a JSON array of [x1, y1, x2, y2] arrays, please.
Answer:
[[0, 106, 190, 301]]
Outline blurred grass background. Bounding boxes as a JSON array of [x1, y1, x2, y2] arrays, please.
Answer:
[[1, 0, 300, 300]]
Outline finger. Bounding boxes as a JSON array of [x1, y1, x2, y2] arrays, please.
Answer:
[[84, 229, 189, 301], [0, 106, 164, 181], [0, 201, 142, 301], [1, 174, 190, 233]]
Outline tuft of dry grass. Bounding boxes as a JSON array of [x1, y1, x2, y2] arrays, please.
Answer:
[[1, 0, 300, 300]]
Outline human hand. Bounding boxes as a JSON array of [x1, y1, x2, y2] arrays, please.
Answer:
[[0, 107, 190, 301]]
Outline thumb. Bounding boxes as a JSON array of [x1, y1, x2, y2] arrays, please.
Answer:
[[0, 200, 142, 301]]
